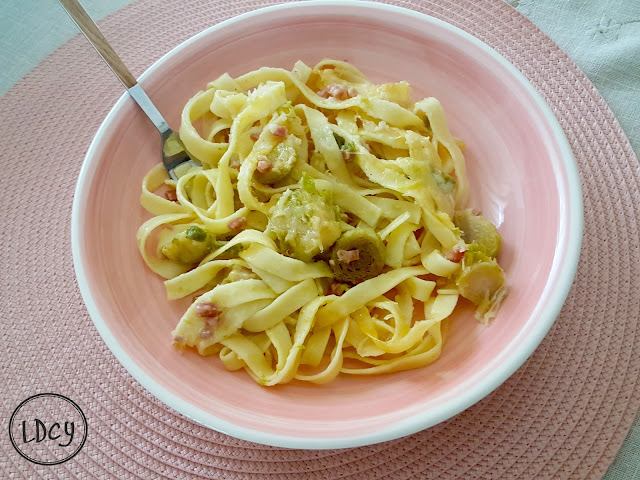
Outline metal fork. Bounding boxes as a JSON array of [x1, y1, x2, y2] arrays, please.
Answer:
[[58, 0, 198, 180]]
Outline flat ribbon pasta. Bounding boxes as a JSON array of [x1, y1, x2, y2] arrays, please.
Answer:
[[136, 58, 507, 386]]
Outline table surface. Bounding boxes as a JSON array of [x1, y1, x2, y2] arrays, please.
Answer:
[[2, 1, 638, 479]]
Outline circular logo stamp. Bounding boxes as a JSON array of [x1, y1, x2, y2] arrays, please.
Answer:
[[9, 393, 87, 465]]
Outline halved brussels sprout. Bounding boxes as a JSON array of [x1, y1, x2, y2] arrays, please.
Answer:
[[453, 209, 502, 258], [161, 226, 214, 264], [330, 228, 385, 284]]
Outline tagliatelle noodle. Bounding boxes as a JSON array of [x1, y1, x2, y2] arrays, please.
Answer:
[[136, 59, 505, 385]]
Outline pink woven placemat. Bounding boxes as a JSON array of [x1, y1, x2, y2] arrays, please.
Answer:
[[1, 0, 639, 478]]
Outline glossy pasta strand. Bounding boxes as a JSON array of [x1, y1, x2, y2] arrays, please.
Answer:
[[136, 59, 506, 386]]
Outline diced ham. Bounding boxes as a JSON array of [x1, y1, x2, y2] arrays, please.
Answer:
[[204, 317, 219, 330], [268, 124, 288, 137], [256, 155, 272, 173], [445, 246, 467, 263], [195, 302, 220, 339], [227, 216, 247, 232], [198, 328, 213, 340], [328, 83, 348, 100], [196, 302, 220, 318], [317, 83, 358, 100], [336, 249, 360, 264], [165, 189, 178, 202]]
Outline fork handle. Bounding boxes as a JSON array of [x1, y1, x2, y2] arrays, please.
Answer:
[[58, 0, 171, 134], [58, 0, 137, 89]]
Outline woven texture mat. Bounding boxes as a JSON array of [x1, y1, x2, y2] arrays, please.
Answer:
[[1, 0, 639, 478]]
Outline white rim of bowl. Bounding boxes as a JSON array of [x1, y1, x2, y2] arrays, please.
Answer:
[[71, 0, 584, 449]]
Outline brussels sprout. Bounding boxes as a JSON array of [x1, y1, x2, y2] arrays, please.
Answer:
[[453, 209, 502, 258], [185, 225, 207, 241], [431, 167, 456, 194], [255, 136, 299, 184], [330, 228, 385, 284], [267, 175, 342, 262], [211, 242, 244, 260], [333, 132, 357, 153], [161, 225, 214, 264], [456, 246, 506, 321], [457, 261, 504, 305]]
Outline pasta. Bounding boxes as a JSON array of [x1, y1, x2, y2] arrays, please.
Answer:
[[136, 59, 507, 386]]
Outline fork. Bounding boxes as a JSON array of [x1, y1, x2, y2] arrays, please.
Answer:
[[58, 0, 198, 181]]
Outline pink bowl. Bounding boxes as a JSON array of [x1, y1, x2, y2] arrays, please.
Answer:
[[72, 1, 582, 448]]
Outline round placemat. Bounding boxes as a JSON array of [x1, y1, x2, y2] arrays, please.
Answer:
[[1, 0, 638, 478]]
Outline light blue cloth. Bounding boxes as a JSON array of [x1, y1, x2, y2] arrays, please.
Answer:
[[1, 1, 638, 478], [0, 0, 131, 96], [506, 0, 640, 157]]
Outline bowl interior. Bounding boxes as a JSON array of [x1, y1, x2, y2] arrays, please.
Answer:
[[74, 2, 577, 447]]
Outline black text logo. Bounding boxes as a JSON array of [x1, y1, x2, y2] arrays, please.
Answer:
[[9, 393, 87, 465]]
